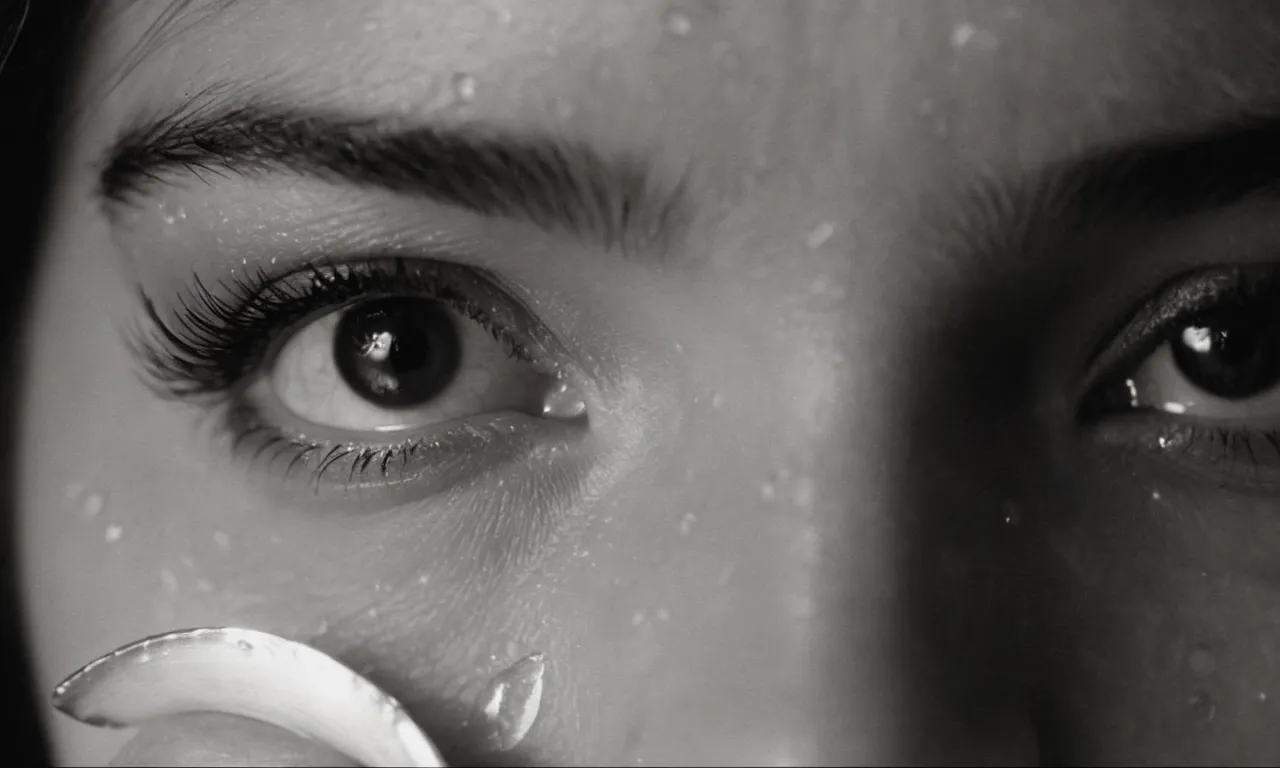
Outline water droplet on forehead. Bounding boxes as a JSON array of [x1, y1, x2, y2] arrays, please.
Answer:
[[678, 512, 696, 536], [805, 222, 835, 249], [82, 491, 106, 519], [452, 73, 478, 104], [104, 524, 123, 543], [950, 21, 997, 51], [662, 8, 692, 36], [474, 652, 547, 752]]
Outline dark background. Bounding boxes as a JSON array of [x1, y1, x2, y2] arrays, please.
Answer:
[[3, 1, 88, 764]]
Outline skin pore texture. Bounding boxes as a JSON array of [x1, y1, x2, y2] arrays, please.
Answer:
[[22, 0, 1280, 764]]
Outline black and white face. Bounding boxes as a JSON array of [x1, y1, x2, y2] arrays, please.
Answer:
[[20, 0, 1280, 764]]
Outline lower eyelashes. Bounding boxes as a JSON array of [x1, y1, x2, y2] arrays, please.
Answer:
[[131, 257, 591, 498], [1089, 416, 1280, 492]]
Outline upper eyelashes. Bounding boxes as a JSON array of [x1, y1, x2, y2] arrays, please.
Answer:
[[132, 257, 539, 400], [1079, 264, 1280, 422]]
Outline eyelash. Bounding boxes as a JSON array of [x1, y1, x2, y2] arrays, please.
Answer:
[[1079, 264, 1280, 420], [132, 257, 547, 486], [134, 257, 534, 398], [1081, 263, 1280, 488]]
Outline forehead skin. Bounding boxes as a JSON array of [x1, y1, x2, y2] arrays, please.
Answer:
[[23, 0, 1280, 765]]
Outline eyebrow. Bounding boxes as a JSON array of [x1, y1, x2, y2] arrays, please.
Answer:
[[994, 113, 1280, 252], [99, 96, 685, 255]]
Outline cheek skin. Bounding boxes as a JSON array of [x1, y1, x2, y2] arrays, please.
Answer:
[[1033, 451, 1280, 765]]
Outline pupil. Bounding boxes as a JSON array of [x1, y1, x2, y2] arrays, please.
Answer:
[[1170, 304, 1280, 400], [333, 297, 462, 408]]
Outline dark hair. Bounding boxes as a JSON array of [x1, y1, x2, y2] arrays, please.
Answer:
[[2, 1, 92, 763]]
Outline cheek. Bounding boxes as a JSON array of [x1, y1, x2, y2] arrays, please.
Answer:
[[1033, 451, 1280, 763]]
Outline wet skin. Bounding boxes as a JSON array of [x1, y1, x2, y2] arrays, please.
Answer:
[[20, 0, 1280, 764]]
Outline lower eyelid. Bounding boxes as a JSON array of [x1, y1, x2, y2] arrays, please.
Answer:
[[1084, 415, 1280, 494], [219, 398, 591, 508]]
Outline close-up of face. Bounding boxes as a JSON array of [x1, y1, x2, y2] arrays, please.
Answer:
[[18, 0, 1280, 765]]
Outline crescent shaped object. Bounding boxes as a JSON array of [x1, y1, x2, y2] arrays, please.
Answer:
[[51, 626, 445, 768]]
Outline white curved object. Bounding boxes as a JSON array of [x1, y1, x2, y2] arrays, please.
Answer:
[[52, 626, 445, 768]]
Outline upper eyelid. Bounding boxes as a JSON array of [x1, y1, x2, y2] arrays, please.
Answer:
[[1080, 265, 1280, 395], [131, 256, 562, 398]]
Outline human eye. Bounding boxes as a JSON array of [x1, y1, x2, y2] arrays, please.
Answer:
[[132, 256, 589, 499], [1079, 263, 1280, 490]]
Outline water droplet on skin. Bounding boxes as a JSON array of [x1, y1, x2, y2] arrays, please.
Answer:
[[452, 73, 478, 104], [196, 579, 214, 593], [1188, 689, 1216, 723], [716, 565, 734, 586], [655, 608, 670, 622], [237, 639, 254, 652], [679, 512, 696, 536], [363, 20, 378, 31], [662, 8, 692, 36], [542, 379, 587, 419], [1259, 691, 1268, 702], [791, 477, 815, 509], [631, 611, 646, 626], [474, 652, 547, 752], [1152, 489, 1162, 501], [1189, 646, 1216, 677], [761, 482, 776, 502], [710, 392, 725, 410], [950, 22, 976, 48], [83, 492, 106, 519], [805, 222, 835, 249], [212, 531, 231, 551], [159, 569, 179, 594], [1002, 501, 1021, 525], [950, 21, 997, 51], [104, 524, 123, 543]]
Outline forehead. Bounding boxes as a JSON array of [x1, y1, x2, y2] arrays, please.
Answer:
[[89, 1, 1280, 160]]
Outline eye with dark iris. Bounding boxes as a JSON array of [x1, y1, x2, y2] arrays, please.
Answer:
[[1170, 302, 1280, 400], [333, 297, 462, 409]]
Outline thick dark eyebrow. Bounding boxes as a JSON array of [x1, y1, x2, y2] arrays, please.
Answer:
[[99, 97, 685, 255], [1000, 113, 1280, 249]]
